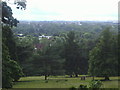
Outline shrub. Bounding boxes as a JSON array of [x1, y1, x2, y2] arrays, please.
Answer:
[[69, 86, 77, 90], [56, 80, 59, 82], [89, 80, 103, 88], [78, 84, 87, 88], [9, 60, 24, 82], [65, 79, 68, 81]]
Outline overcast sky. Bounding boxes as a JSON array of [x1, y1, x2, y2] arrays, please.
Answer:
[[8, 0, 119, 21]]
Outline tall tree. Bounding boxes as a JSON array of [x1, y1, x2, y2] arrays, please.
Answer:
[[63, 31, 81, 77], [88, 28, 118, 80], [2, 32, 23, 88], [2, 26, 18, 61], [32, 37, 64, 80], [2, 0, 26, 88]]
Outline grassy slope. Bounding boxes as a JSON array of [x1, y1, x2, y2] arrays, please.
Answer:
[[13, 76, 119, 88]]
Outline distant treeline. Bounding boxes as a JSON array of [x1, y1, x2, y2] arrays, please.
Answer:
[[12, 21, 118, 36]]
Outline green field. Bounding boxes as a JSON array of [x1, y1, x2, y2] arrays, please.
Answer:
[[13, 76, 119, 88]]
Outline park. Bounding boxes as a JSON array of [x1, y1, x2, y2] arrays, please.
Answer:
[[13, 76, 119, 88], [2, 0, 119, 89]]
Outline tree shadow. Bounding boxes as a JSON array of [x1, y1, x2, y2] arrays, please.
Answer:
[[16, 81, 32, 82], [15, 80, 40, 82], [97, 79, 120, 81]]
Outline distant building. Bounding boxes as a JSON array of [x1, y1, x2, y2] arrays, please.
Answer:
[[17, 34, 25, 38], [39, 35, 52, 40]]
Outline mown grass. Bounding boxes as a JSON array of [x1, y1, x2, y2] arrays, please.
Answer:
[[13, 76, 119, 88]]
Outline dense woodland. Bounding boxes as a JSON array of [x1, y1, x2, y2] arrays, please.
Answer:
[[2, 1, 119, 88], [12, 21, 118, 76]]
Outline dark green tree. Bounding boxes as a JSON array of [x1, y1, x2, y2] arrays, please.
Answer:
[[32, 37, 64, 80], [2, 42, 13, 88], [63, 31, 81, 77], [2, 0, 26, 88], [76, 32, 97, 75], [16, 36, 36, 76], [2, 26, 18, 61], [2, 36, 23, 88], [2, 1, 26, 27], [88, 28, 118, 80]]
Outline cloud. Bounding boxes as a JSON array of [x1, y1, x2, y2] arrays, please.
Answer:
[[8, 0, 119, 21]]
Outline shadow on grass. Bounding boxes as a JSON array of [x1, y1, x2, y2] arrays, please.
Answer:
[[94, 79, 120, 81], [15, 80, 41, 82], [16, 81, 32, 82]]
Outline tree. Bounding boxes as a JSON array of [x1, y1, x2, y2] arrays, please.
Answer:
[[2, 42, 13, 88], [76, 32, 97, 75], [2, 26, 18, 61], [88, 28, 118, 80], [16, 36, 38, 76], [32, 37, 64, 80], [2, 36, 23, 88], [2, 0, 26, 88], [2, 0, 26, 27], [63, 31, 81, 77]]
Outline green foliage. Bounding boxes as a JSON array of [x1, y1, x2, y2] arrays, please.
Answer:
[[78, 84, 87, 88], [14, 0, 27, 10], [2, 2, 19, 27], [2, 43, 13, 88], [63, 31, 81, 76], [9, 60, 24, 82], [2, 0, 26, 88], [12, 21, 118, 76], [89, 80, 103, 88], [65, 79, 68, 81], [12, 21, 118, 36], [2, 26, 18, 61], [69, 86, 77, 90], [2, 41, 23, 88], [19, 36, 65, 77], [2, 1, 26, 27], [15, 35, 34, 66], [88, 28, 118, 78]]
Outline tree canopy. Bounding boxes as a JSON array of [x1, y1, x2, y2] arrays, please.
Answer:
[[88, 28, 118, 80], [2, 0, 26, 88]]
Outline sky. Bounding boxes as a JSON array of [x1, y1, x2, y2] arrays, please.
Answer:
[[7, 0, 119, 21]]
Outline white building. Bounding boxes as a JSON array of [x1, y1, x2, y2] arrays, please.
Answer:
[[39, 35, 52, 40]]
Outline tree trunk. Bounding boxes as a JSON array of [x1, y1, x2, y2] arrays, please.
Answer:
[[104, 76, 110, 80], [70, 75, 72, 77], [92, 76, 94, 81], [45, 75, 47, 80], [75, 74, 78, 77]]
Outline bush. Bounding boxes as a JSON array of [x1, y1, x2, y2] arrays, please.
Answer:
[[89, 80, 103, 88], [56, 80, 59, 82], [9, 60, 24, 82], [69, 86, 77, 90], [65, 79, 68, 81], [78, 84, 87, 88]]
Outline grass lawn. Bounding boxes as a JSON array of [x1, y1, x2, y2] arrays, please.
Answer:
[[13, 76, 119, 88]]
